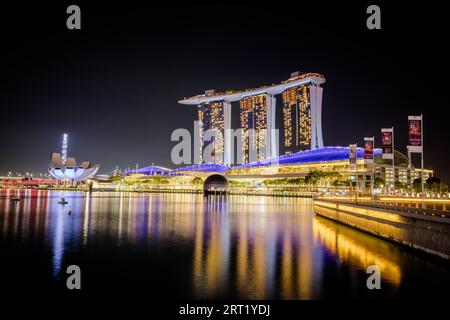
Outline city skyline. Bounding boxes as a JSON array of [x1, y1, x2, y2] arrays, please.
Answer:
[[0, 1, 449, 306], [0, 2, 449, 181]]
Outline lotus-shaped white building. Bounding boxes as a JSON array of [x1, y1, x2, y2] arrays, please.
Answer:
[[48, 134, 100, 182], [48, 153, 100, 181]]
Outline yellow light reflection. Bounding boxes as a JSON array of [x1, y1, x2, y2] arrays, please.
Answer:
[[313, 216, 402, 287]]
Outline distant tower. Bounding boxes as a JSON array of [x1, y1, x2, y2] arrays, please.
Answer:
[[61, 133, 68, 165]]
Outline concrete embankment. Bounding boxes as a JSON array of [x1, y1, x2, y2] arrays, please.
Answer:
[[313, 199, 450, 260]]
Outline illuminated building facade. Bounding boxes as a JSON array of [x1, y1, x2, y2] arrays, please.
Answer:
[[227, 147, 433, 190], [179, 72, 325, 165], [61, 133, 68, 164], [197, 99, 231, 165], [375, 151, 432, 188], [239, 94, 276, 164], [48, 133, 100, 182], [282, 72, 324, 153]]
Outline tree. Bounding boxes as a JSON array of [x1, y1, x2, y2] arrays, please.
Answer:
[[412, 178, 422, 192], [230, 180, 250, 187], [159, 179, 170, 185], [426, 176, 441, 192], [331, 179, 340, 187], [286, 177, 304, 185], [192, 177, 203, 186], [394, 181, 404, 190], [374, 177, 385, 188], [263, 178, 288, 186], [108, 175, 123, 182], [332, 179, 350, 187], [304, 170, 323, 186]]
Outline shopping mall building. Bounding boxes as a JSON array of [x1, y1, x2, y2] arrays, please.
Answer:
[[224, 146, 433, 190]]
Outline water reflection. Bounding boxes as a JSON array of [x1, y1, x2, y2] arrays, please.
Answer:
[[0, 190, 448, 298], [313, 217, 402, 286]]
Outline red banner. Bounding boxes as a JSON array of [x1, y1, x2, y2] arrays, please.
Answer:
[[408, 117, 422, 146], [349, 144, 357, 167], [381, 128, 393, 159], [364, 137, 374, 163]]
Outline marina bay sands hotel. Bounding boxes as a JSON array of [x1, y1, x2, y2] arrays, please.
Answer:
[[178, 71, 325, 165]]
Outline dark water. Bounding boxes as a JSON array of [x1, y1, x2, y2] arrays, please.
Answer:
[[0, 189, 448, 299]]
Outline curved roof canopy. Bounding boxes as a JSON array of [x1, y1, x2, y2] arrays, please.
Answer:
[[142, 147, 391, 176], [127, 165, 171, 175], [179, 73, 325, 105], [170, 163, 229, 174], [232, 147, 383, 169]]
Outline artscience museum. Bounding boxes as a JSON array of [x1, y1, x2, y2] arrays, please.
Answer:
[[48, 153, 100, 182], [47, 133, 100, 182]]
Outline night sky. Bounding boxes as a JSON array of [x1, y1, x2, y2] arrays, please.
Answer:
[[1, 2, 449, 181]]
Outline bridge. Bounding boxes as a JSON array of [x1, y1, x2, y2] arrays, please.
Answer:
[[0, 176, 58, 187], [203, 174, 229, 195]]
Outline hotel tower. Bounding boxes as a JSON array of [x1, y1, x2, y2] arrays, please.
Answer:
[[239, 93, 277, 164], [197, 99, 231, 164], [179, 72, 325, 165], [281, 72, 324, 153]]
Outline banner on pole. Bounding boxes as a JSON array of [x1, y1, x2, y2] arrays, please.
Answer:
[[408, 115, 423, 153], [364, 137, 374, 164], [381, 128, 393, 159], [349, 144, 357, 168]]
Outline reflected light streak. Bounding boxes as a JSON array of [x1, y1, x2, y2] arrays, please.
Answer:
[[83, 194, 90, 246], [313, 217, 402, 286]]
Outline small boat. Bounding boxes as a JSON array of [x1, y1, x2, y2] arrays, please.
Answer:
[[58, 197, 68, 205], [12, 196, 20, 203]]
